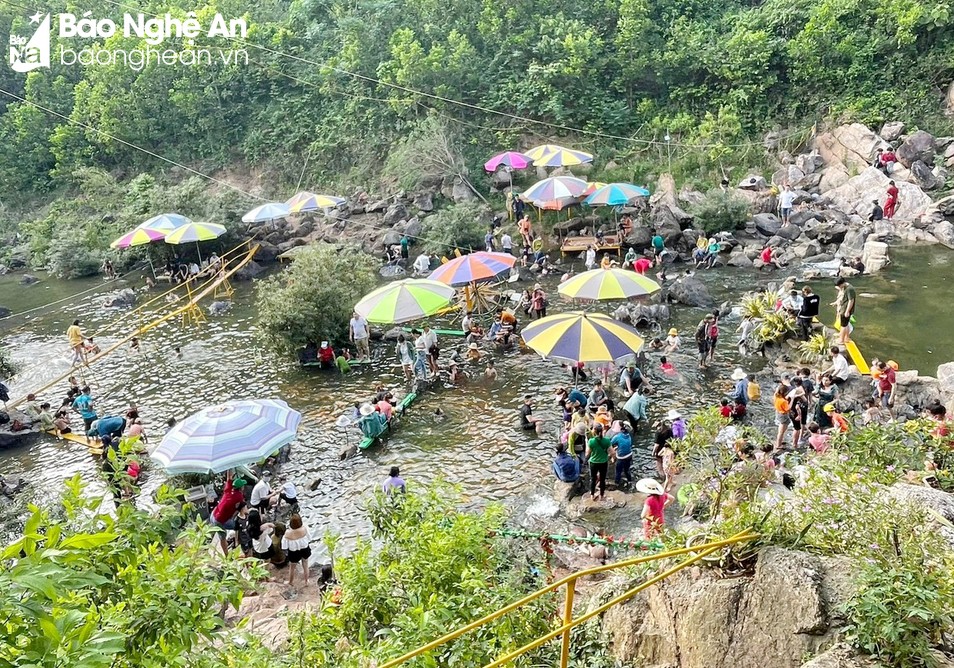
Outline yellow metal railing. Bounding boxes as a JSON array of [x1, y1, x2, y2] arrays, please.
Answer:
[[379, 529, 757, 668]]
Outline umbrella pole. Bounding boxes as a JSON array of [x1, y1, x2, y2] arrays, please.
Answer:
[[195, 242, 203, 266]]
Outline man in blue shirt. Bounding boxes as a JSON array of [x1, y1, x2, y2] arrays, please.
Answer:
[[730, 368, 749, 406], [556, 386, 588, 410], [619, 361, 645, 395], [72, 386, 98, 432], [623, 386, 649, 431], [552, 443, 580, 483], [610, 423, 634, 485], [88, 415, 126, 440]]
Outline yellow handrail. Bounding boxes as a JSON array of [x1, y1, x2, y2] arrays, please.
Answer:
[[378, 529, 757, 668]]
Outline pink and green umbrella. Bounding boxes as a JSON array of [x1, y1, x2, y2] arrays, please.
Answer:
[[522, 176, 587, 202], [110, 227, 166, 249], [428, 251, 516, 286]]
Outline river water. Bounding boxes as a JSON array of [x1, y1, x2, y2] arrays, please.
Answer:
[[0, 244, 950, 549]]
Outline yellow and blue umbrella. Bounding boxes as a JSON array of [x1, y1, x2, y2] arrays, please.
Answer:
[[522, 176, 587, 202], [152, 399, 302, 474], [286, 191, 346, 213], [520, 311, 645, 364], [163, 222, 227, 244], [585, 183, 651, 207], [557, 268, 660, 301], [525, 144, 594, 168], [355, 279, 456, 324]]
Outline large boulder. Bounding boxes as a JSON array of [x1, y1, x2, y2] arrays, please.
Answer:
[[451, 178, 477, 202], [897, 130, 937, 167], [19, 274, 38, 285], [651, 206, 685, 243], [624, 225, 653, 250], [738, 174, 768, 190], [255, 241, 280, 263], [776, 223, 802, 241], [733, 188, 778, 214], [727, 248, 754, 267], [603, 547, 854, 668], [934, 221, 954, 249], [772, 165, 806, 187], [815, 222, 849, 245], [813, 123, 889, 172], [666, 276, 714, 307], [234, 260, 265, 281], [792, 239, 823, 259], [880, 121, 906, 142], [892, 370, 942, 408], [404, 216, 422, 240], [818, 164, 851, 193], [753, 213, 782, 237], [102, 288, 136, 308], [860, 239, 890, 273], [827, 167, 932, 220], [381, 230, 402, 247], [937, 361, 954, 399], [837, 226, 871, 258], [413, 192, 434, 212], [910, 160, 943, 190], [795, 152, 825, 175], [383, 202, 408, 227]]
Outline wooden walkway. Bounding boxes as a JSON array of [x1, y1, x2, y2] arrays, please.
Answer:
[[559, 234, 621, 257]]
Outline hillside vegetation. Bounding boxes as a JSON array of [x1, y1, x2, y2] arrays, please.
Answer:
[[0, 0, 951, 270]]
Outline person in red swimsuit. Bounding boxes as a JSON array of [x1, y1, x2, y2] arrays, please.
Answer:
[[884, 180, 899, 219]]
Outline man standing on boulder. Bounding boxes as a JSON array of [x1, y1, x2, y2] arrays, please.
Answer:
[[833, 278, 856, 345], [778, 183, 794, 224]]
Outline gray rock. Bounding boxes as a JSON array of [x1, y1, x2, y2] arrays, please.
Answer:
[[404, 216, 422, 240], [789, 209, 822, 227], [625, 225, 653, 250], [235, 260, 265, 281], [727, 249, 753, 267], [553, 217, 588, 234], [837, 226, 870, 257], [772, 165, 806, 186], [366, 199, 389, 213], [861, 240, 890, 273], [208, 301, 232, 316], [0, 307, 10, 318], [816, 222, 849, 245], [413, 192, 434, 212], [897, 130, 937, 167], [801, 253, 835, 264], [910, 160, 943, 190], [383, 202, 408, 227], [738, 174, 767, 190], [776, 223, 802, 241], [753, 213, 781, 237], [936, 195, 954, 218], [19, 274, 38, 285], [381, 230, 402, 246], [792, 240, 822, 258], [827, 167, 932, 220], [293, 220, 314, 238], [102, 288, 136, 308], [277, 238, 307, 253], [934, 221, 954, 248], [813, 123, 890, 172], [255, 242, 280, 263], [651, 206, 684, 243], [799, 644, 874, 668], [612, 303, 671, 327], [666, 276, 714, 307], [451, 179, 477, 202], [880, 121, 905, 142], [0, 264, 8, 275], [795, 152, 824, 175]]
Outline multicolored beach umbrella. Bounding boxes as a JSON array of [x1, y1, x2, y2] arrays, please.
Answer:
[[520, 311, 645, 364], [585, 183, 651, 207], [139, 213, 192, 234], [152, 399, 302, 474], [525, 144, 594, 167], [522, 176, 587, 202], [428, 252, 516, 286], [484, 151, 533, 172], [558, 268, 661, 301], [286, 191, 346, 213], [581, 181, 607, 197], [354, 279, 456, 324], [163, 222, 227, 244], [110, 227, 166, 249]]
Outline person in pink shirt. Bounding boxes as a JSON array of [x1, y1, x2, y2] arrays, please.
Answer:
[[637, 478, 675, 540], [633, 257, 653, 275], [376, 393, 395, 421], [807, 423, 830, 454]]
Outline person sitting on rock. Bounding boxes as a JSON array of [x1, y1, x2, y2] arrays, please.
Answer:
[[552, 442, 581, 483], [880, 149, 898, 174], [868, 199, 884, 222]]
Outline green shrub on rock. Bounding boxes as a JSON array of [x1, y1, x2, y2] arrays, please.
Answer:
[[692, 190, 751, 234]]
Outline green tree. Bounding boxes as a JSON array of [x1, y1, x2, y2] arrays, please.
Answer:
[[256, 243, 378, 356]]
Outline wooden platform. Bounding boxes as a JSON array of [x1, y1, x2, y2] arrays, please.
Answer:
[[560, 234, 621, 257]]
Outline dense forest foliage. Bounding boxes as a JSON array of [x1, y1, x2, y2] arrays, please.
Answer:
[[0, 0, 951, 270]]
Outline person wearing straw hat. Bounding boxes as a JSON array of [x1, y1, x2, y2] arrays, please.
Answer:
[[358, 403, 387, 440], [637, 478, 674, 540], [729, 368, 749, 406], [668, 409, 687, 439], [664, 328, 680, 352], [466, 342, 482, 364]]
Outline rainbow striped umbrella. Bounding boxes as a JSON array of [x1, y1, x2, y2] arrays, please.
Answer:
[[557, 268, 661, 301], [354, 279, 456, 324], [585, 183, 651, 207], [525, 144, 594, 167], [163, 222, 227, 244], [484, 151, 533, 172], [522, 176, 587, 202], [520, 311, 645, 364], [428, 251, 516, 286], [531, 197, 579, 211], [139, 213, 192, 234], [152, 399, 302, 474], [286, 191, 346, 213], [582, 181, 607, 197], [110, 227, 166, 249]]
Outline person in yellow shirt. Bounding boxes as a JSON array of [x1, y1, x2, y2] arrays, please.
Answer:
[[66, 319, 85, 366], [600, 253, 613, 270], [746, 374, 761, 402]]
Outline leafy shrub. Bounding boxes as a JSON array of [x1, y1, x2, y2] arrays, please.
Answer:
[[691, 190, 750, 234], [420, 201, 490, 253], [797, 332, 832, 365], [256, 243, 377, 356], [46, 232, 102, 278]]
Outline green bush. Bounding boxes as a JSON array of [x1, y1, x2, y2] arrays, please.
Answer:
[[420, 201, 490, 254], [255, 243, 378, 356], [46, 232, 102, 278], [692, 190, 751, 234]]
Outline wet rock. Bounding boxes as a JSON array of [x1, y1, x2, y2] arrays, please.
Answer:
[[255, 241, 280, 263], [776, 223, 802, 241], [897, 129, 937, 167], [235, 260, 265, 281], [880, 121, 905, 142], [19, 274, 38, 285], [837, 226, 871, 258], [339, 444, 358, 460], [727, 248, 753, 267], [910, 159, 943, 190], [308, 478, 322, 491], [816, 222, 849, 245], [553, 479, 584, 503], [413, 192, 434, 212], [0, 307, 9, 318], [102, 288, 136, 308], [792, 239, 822, 259], [666, 276, 714, 307], [753, 213, 781, 237], [860, 240, 890, 273], [738, 174, 767, 190], [208, 301, 231, 316], [612, 303, 670, 328], [383, 202, 408, 227], [0, 264, 7, 275]]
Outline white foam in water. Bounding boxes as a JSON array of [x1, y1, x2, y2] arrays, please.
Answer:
[[525, 494, 560, 519]]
